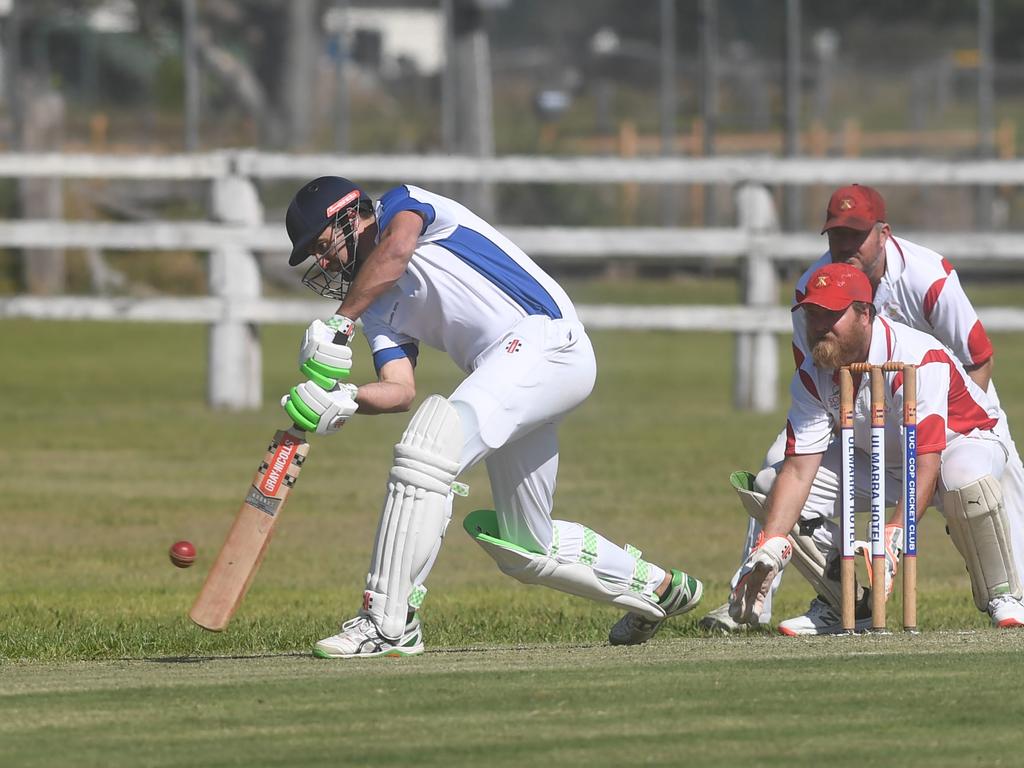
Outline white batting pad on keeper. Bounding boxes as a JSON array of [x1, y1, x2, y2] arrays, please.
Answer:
[[365, 395, 462, 640], [944, 475, 1023, 611], [462, 509, 664, 620], [730, 471, 841, 610]]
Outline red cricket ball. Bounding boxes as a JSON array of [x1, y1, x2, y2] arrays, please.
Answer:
[[169, 540, 196, 568]]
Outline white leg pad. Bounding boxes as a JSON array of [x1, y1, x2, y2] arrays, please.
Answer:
[[731, 471, 841, 609], [944, 475, 1023, 611], [463, 510, 664, 621], [365, 395, 462, 639]]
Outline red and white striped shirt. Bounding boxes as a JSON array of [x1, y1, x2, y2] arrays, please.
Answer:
[[793, 236, 993, 374], [785, 316, 997, 458]]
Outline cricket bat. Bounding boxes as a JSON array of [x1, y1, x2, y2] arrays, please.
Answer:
[[190, 328, 350, 632], [189, 426, 311, 631]]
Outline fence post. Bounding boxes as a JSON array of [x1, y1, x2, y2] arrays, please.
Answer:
[[734, 183, 779, 413], [19, 84, 66, 295], [208, 174, 263, 410]]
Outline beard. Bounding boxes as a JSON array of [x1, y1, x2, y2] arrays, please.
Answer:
[[808, 323, 868, 369], [810, 335, 844, 369]]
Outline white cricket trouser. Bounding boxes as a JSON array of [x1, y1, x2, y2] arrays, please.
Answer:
[[986, 382, 1024, 580], [734, 426, 1012, 620], [425, 315, 666, 596]]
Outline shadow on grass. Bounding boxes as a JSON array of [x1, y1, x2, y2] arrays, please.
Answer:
[[143, 651, 310, 664]]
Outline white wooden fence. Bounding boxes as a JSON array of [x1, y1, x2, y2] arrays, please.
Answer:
[[1, 151, 1023, 412]]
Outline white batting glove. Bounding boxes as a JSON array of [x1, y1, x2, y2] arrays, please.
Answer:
[[729, 534, 792, 624], [299, 316, 356, 390], [855, 524, 903, 598], [282, 381, 359, 435]]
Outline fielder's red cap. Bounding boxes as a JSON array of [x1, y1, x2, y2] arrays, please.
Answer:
[[821, 184, 887, 233], [793, 262, 874, 313]]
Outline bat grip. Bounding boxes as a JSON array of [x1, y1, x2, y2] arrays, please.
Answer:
[[288, 328, 351, 433]]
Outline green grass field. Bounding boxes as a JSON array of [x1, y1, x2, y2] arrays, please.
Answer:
[[3, 314, 1024, 766]]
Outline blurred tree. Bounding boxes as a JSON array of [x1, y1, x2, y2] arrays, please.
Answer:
[[0, 0, 331, 149], [136, 0, 308, 148]]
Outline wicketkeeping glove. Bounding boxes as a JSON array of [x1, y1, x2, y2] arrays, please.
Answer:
[[282, 381, 359, 435], [729, 533, 792, 624], [855, 523, 903, 598], [299, 316, 356, 389]]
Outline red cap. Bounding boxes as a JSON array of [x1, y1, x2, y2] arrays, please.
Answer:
[[793, 263, 873, 313], [821, 184, 887, 233]]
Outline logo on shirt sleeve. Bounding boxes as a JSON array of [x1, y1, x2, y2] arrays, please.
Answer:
[[505, 338, 522, 354]]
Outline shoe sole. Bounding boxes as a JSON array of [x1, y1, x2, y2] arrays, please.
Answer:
[[995, 618, 1024, 628], [312, 642, 425, 659], [777, 621, 873, 637]]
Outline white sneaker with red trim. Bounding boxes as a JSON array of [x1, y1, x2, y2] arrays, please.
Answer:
[[777, 597, 872, 636], [988, 595, 1024, 628]]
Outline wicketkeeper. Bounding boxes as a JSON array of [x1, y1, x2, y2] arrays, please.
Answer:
[[281, 176, 703, 657], [701, 184, 1024, 634], [728, 263, 1024, 631]]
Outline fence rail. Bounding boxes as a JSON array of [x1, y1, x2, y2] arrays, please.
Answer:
[[2, 150, 1024, 412], [2, 220, 1024, 264], [7, 151, 1024, 185]]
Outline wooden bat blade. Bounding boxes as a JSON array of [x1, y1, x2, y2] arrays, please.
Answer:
[[189, 428, 310, 632]]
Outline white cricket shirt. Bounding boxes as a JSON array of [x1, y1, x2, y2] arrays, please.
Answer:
[[360, 185, 578, 374]]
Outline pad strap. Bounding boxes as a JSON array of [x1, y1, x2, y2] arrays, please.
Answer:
[[465, 510, 665, 620], [625, 544, 652, 594]]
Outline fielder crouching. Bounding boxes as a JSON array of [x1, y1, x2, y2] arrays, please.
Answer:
[[281, 176, 703, 658], [728, 263, 1024, 633]]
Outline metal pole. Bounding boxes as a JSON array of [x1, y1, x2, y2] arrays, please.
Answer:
[[699, 0, 717, 224], [659, 0, 677, 226], [451, 0, 494, 218], [977, 0, 994, 228], [4, 0, 22, 149], [183, 0, 199, 152], [334, 0, 350, 153], [784, 0, 802, 231], [440, 0, 456, 154]]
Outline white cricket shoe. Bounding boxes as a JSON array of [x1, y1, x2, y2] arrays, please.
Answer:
[[698, 601, 764, 633], [777, 597, 872, 636], [609, 569, 703, 646], [313, 613, 425, 659], [988, 595, 1024, 628]]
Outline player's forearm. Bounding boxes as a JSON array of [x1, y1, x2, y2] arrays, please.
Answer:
[[337, 254, 407, 320], [352, 380, 416, 415], [966, 357, 993, 393], [338, 214, 419, 320], [913, 451, 940, 515], [886, 451, 940, 527]]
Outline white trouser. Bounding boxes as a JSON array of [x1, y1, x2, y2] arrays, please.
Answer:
[[734, 427, 1010, 620], [414, 315, 667, 599], [986, 382, 1024, 580]]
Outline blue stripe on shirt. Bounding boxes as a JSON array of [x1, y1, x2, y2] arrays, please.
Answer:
[[377, 186, 435, 234], [437, 226, 562, 319], [373, 343, 419, 373]]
